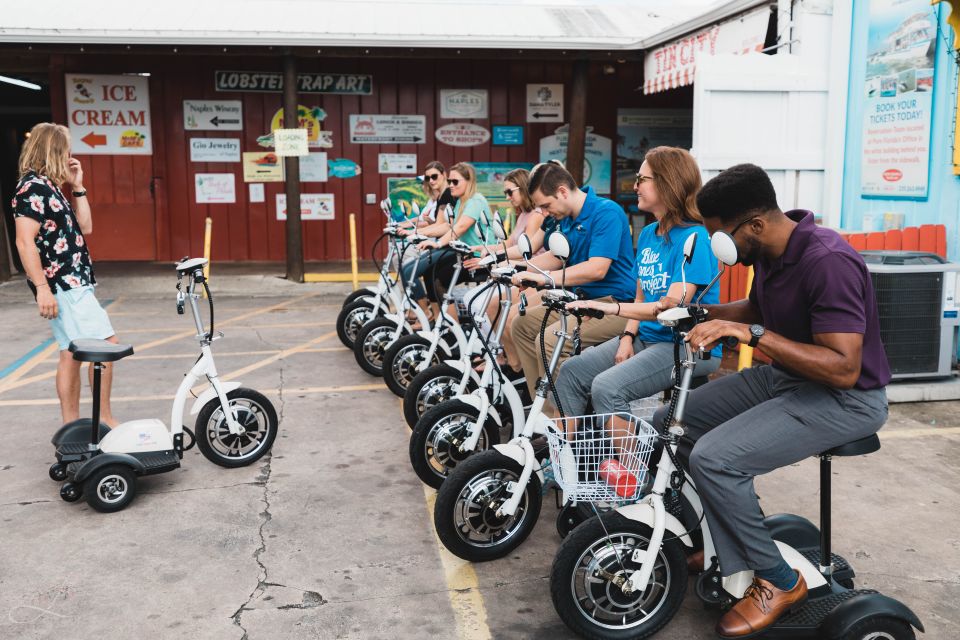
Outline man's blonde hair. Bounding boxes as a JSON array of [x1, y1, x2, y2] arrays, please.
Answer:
[[18, 122, 72, 187]]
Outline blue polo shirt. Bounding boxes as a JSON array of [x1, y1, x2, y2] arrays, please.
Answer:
[[557, 187, 636, 300]]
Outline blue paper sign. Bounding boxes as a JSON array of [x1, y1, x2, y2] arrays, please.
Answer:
[[492, 126, 524, 146], [328, 158, 362, 178]]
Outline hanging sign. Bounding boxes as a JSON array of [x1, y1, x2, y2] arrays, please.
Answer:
[[436, 123, 490, 147], [183, 100, 243, 130], [300, 152, 329, 182], [242, 151, 284, 182], [540, 126, 612, 195], [349, 115, 426, 144], [526, 84, 563, 122], [215, 70, 373, 95], [190, 138, 241, 162], [328, 158, 362, 178], [276, 193, 335, 220], [440, 89, 488, 119], [274, 128, 309, 157], [860, 0, 936, 197], [65, 73, 152, 155], [195, 173, 236, 204], [378, 153, 417, 174]]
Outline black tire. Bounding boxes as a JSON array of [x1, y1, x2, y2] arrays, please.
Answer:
[[551, 512, 688, 640], [60, 481, 82, 502], [409, 400, 501, 489], [49, 462, 67, 482], [403, 364, 474, 428], [336, 299, 377, 350], [434, 448, 542, 562], [353, 317, 404, 377], [383, 334, 438, 397], [341, 289, 373, 308], [195, 388, 278, 468], [85, 465, 137, 513], [839, 617, 916, 640], [556, 501, 600, 539]]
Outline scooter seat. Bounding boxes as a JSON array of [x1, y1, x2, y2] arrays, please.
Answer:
[[821, 433, 880, 457], [69, 339, 134, 363]]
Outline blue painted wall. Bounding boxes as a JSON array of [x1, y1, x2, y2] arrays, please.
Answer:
[[841, 1, 959, 260]]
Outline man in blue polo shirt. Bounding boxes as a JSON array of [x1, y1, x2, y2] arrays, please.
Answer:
[[654, 164, 892, 638], [509, 161, 636, 397]]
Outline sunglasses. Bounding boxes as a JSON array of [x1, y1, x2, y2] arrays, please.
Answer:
[[448, 178, 464, 186], [503, 187, 519, 197], [424, 173, 441, 181], [634, 173, 655, 187]]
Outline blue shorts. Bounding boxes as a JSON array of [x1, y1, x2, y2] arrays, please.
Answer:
[[49, 286, 116, 351]]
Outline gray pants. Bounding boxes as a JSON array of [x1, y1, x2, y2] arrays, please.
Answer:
[[555, 336, 720, 415], [653, 365, 888, 576]]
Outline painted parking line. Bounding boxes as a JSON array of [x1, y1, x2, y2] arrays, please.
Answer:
[[110, 321, 333, 335], [44, 347, 345, 363], [0, 290, 326, 395], [422, 486, 492, 640]]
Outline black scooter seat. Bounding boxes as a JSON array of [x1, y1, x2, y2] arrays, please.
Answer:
[[69, 339, 134, 363], [820, 434, 880, 457]]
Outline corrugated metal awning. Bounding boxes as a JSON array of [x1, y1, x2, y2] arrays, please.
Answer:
[[0, 0, 760, 51]]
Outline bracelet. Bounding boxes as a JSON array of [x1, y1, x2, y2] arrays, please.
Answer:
[[72, 189, 87, 197], [616, 302, 621, 316], [34, 281, 50, 289], [621, 330, 637, 340]]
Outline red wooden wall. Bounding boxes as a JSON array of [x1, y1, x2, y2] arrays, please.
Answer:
[[50, 52, 687, 262]]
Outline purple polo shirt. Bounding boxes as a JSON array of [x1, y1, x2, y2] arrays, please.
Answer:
[[749, 210, 891, 390]]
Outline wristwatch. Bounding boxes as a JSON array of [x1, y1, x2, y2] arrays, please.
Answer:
[[72, 189, 87, 197], [748, 324, 765, 347]]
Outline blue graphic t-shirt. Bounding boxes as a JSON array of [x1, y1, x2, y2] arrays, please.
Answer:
[[635, 222, 720, 354]]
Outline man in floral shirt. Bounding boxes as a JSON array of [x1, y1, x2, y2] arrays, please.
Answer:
[[13, 123, 119, 427]]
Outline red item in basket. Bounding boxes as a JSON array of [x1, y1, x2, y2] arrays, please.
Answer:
[[599, 458, 638, 498]]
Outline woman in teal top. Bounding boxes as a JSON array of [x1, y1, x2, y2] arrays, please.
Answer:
[[560, 146, 721, 415]]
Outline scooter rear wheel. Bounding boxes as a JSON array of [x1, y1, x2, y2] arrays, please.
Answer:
[[551, 512, 687, 640], [434, 449, 542, 562], [840, 617, 915, 640], [85, 465, 137, 513], [196, 388, 279, 468]]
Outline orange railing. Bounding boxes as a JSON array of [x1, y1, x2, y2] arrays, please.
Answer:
[[718, 224, 949, 303]]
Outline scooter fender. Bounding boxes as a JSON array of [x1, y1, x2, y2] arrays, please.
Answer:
[[384, 312, 405, 328], [190, 382, 242, 416], [452, 394, 502, 428], [615, 502, 694, 547], [820, 592, 924, 636], [72, 452, 146, 482], [51, 418, 110, 446], [492, 443, 545, 484], [416, 330, 453, 356]]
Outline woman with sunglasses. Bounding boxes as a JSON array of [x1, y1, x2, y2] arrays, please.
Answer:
[[558, 146, 721, 416], [408, 160, 455, 228]]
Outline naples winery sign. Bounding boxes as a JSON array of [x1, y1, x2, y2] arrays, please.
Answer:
[[215, 71, 373, 96]]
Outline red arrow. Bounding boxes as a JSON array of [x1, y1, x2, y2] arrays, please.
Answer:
[[81, 132, 107, 148]]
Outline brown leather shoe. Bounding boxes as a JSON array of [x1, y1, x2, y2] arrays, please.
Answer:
[[687, 550, 704, 573], [716, 571, 807, 638]]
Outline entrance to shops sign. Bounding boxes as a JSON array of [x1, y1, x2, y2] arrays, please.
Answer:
[[215, 71, 373, 95]]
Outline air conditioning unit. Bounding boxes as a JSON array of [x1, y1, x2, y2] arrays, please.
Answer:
[[861, 251, 960, 380]]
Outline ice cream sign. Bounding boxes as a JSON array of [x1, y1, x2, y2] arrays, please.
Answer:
[[65, 74, 152, 155]]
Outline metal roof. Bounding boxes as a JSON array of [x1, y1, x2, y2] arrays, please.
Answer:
[[0, 0, 769, 51]]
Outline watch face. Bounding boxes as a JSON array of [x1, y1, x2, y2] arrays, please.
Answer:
[[750, 324, 764, 337]]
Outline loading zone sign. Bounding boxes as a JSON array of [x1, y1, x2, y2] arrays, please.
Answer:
[[527, 84, 563, 122], [349, 115, 426, 144], [184, 100, 243, 130]]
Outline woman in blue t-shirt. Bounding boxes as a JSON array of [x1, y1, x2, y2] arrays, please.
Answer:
[[559, 147, 721, 415]]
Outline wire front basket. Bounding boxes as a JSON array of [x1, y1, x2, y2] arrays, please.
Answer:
[[545, 412, 658, 504]]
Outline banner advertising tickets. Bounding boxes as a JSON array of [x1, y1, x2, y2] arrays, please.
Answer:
[[861, 0, 936, 197]]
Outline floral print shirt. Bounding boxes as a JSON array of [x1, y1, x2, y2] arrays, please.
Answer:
[[11, 171, 95, 294]]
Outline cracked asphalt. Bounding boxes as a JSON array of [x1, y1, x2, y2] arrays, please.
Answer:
[[1, 263, 959, 639]]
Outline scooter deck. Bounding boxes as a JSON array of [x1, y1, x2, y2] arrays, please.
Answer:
[[769, 589, 877, 637], [798, 549, 854, 585]]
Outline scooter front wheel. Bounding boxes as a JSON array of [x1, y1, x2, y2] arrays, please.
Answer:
[[383, 334, 437, 397], [196, 388, 279, 468], [550, 512, 688, 640], [409, 400, 500, 489], [341, 289, 373, 309], [434, 449, 541, 562], [336, 299, 377, 350], [85, 465, 137, 513], [354, 318, 404, 376], [403, 364, 474, 428]]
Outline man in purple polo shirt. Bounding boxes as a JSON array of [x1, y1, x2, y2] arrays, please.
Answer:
[[654, 164, 891, 638]]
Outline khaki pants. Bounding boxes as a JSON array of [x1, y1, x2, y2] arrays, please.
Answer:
[[511, 295, 627, 399]]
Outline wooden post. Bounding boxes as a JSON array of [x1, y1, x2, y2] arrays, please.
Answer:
[[283, 52, 304, 282], [566, 60, 589, 186]]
